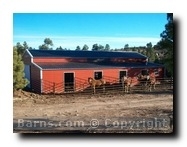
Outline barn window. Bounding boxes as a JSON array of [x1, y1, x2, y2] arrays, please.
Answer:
[[119, 70, 127, 83], [154, 69, 159, 76], [94, 71, 102, 80], [64, 72, 74, 92], [141, 69, 149, 76]]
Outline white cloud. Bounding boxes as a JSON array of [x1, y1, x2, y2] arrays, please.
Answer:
[[13, 35, 161, 49]]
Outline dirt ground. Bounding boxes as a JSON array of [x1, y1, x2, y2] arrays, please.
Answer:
[[13, 90, 173, 133]]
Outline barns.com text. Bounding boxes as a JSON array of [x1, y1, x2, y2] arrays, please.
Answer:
[[16, 117, 171, 130]]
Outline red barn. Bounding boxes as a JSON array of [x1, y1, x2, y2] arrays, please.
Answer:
[[23, 50, 165, 94]]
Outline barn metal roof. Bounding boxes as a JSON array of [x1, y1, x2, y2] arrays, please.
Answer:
[[28, 50, 147, 59], [36, 62, 164, 70]]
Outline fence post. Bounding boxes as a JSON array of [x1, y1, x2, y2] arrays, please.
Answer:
[[170, 77, 173, 89], [53, 82, 55, 94]]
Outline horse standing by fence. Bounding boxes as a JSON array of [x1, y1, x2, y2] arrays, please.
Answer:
[[121, 76, 133, 93], [88, 77, 106, 94], [137, 74, 157, 92]]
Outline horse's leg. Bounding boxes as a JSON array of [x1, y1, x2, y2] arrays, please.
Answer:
[[103, 84, 105, 93], [153, 83, 156, 89], [122, 80, 124, 91], [128, 85, 131, 93], [149, 84, 152, 92], [146, 81, 149, 90], [141, 82, 144, 90], [125, 85, 127, 93], [93, 86, 95, 94]]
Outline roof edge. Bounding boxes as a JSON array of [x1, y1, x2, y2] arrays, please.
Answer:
[[25, 49, 33, 58]]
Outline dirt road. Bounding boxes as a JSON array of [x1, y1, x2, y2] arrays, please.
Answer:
[[13, 91, 173, 133]]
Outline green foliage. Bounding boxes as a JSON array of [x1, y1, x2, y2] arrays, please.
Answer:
[[92, 44, 105, 51], [39, 38, 53, 50], [98, 45, 104, 50], [75, 46, 81, 51], [82, 44, 89, 51], [157, 13, 173, 76], [44, 38, 53, 46], [13, 47, 29, 91], [104, 44, 110, 51], [39, 44, 48, 50], [141, 50, 146, 56], [124, 44, 130, 51], [132, 47, 136, 51], [56, 46, 63, 50], [145, 42, 156, 62], [146, 42, 152, 49], [92, 44, 99, 51], [15, 41, 29, 55]]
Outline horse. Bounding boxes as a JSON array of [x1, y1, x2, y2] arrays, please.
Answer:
[[137, 73, 156, 92], [137, 74, 149, 88], [121, 76, 133, 93], [146, 76, 157, 91], [88, 77, 106, 94]]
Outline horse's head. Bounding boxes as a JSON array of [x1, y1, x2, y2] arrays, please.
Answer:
[[146, 75, 150, 80], [122, 76, 128, 81], [88, 77, 93, 83], [137, 73, 142, 79]]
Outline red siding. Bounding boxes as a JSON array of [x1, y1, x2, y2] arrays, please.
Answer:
[[34, 58, 88, 63], [42, 70, 63, 93], [41, 67, 164, 94]]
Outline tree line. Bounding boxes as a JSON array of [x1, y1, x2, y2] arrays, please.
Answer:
[[14, 39, 160, 63], [13, 13, 173, 91]]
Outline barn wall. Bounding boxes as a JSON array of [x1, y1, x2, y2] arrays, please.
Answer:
[[127, 67, 164, 78], [23, 51, 32, 65], [42, 70, 64, 93], [30, 65, 41, 93], [42, 69, 93, 93], [42, 68, 138, 93], [41, 66, 164, 94], [24, 64, 31, 88]]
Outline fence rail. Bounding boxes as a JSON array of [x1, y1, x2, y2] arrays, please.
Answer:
[[41, 77, 173, 95]]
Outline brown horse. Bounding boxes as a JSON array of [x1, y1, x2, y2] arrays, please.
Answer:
[[147, 76, 157, 91], [137, 74, 156, 91], [88, 77, 106, 94], [121, 76, 133, 93]]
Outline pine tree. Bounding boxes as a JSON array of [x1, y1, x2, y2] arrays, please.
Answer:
[[157, 13, 173, 76], [13, 47, 29, 91]]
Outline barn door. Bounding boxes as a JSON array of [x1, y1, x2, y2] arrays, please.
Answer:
[[141, 69, 149, 76], [119, 70, 127, 83], [64, 73, 74, 92], [94, 71, 102, 80]]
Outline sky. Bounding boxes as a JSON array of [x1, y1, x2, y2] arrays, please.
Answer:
[[13, 13, 167, 50]]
